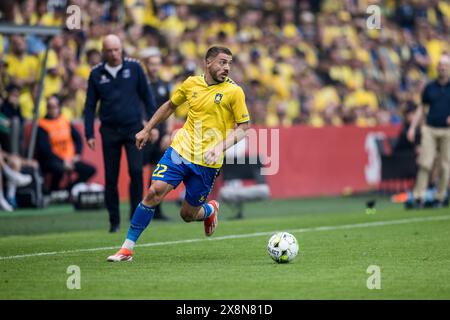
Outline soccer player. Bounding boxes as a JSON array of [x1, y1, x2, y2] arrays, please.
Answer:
[[107, 46, 250, 262]]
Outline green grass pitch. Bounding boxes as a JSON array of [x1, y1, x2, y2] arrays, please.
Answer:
[[0, 196, 449, 299]]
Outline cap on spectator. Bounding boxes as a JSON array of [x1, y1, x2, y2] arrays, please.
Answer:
[[301, 12, 314, 24], [6, 83, 21, 93], [143, 25, 159, 36], [139, 47, 161, 59]]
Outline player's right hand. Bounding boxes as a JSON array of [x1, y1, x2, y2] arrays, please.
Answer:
[[135, 129, 150, 150]]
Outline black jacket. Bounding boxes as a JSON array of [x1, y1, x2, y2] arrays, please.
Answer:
[[84, 57, 157, 139]]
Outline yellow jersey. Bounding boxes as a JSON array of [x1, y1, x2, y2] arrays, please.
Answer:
[[170, 75, 250, 168], [4, 54, 39, 83]]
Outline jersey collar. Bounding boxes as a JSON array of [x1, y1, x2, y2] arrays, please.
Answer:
[[202, 74, 227, 87], [101, 57, 128, 72]]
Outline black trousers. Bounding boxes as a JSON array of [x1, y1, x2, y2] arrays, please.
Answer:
[[41, 160, 96, 192], [100, 124, 143, 227]]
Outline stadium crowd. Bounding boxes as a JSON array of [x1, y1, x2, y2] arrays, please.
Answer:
[[1, 0, 449, 128], [0, 0, 449, 211]]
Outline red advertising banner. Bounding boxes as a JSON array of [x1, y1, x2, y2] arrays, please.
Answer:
[[262, 125, 401, 198], [30, 122, 401, 200]]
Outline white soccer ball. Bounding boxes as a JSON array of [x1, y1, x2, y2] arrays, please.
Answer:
[[267, 232, 299, 263]]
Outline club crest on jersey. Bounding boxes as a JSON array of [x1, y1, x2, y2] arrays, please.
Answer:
[[99, 74, 110, 84], [122, 69, 130, 78], [214, 93, 223, 104]]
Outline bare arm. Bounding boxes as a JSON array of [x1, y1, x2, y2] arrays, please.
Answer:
[[222, 122, 250, 152], [407, 104, 423, 142], [145, 100, 176, 132], [135, 100, 177, 149], [204, 122, 250, 165]]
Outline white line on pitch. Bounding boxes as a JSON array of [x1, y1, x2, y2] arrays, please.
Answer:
[[1, 215, 449, 261]]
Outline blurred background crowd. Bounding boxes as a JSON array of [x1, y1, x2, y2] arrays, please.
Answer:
[[0, 0, 449, 129]]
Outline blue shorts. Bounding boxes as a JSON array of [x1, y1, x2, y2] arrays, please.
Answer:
[[151, 147, 220, 207]]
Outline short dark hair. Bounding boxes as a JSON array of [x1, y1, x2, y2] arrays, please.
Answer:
[[86, 48, 100, 59], [47, 94, 61, 105], [205, 46, 232, 61]]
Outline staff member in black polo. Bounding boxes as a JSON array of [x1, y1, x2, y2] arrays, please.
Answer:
[[84, 34, 158, 232], [408, 54, 450, 208]]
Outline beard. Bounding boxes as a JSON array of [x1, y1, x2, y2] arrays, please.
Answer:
[[211, 70, 228, 83]]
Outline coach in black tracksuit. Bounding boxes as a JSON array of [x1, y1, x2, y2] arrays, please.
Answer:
[[84, 35, 157, 233]]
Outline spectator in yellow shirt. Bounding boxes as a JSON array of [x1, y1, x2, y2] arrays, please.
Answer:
[[4, 35, 38, 89]]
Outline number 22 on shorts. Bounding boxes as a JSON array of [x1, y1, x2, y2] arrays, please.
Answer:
[[153, 164, 168, 178]]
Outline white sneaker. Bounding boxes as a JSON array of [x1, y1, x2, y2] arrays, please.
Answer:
[[2, 164, 32, 187], [12, 173, 32, 187], [107, 248, 133, 262], [0, 196, 13, 212]]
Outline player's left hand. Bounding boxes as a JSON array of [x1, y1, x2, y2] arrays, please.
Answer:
[[204, 145, 223, 165]]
